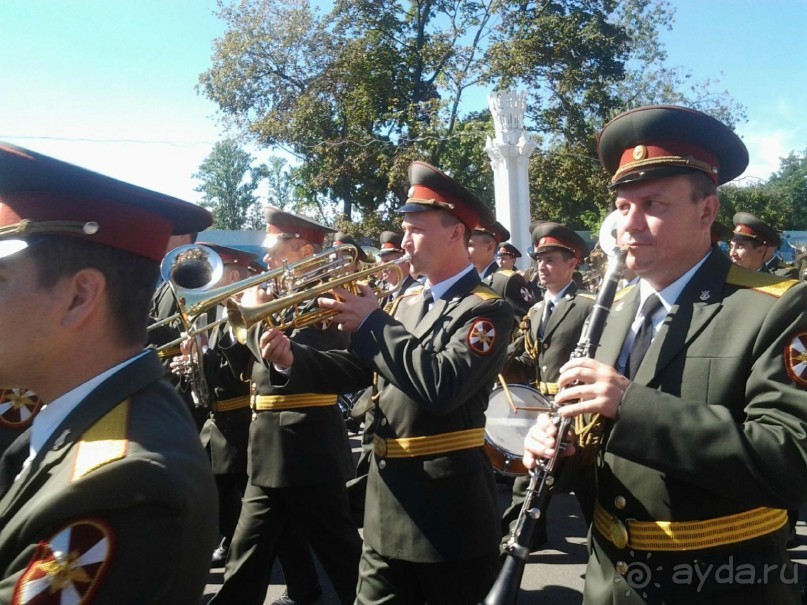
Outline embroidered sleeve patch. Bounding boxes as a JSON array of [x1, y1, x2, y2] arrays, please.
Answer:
[[467, 319, 496, 355], [14, 519, 113, 604], [785, 332, 807, 388], [0, 388, 43, 430]]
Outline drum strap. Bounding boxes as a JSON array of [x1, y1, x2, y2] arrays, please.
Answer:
[[522, 316, 544, 387]]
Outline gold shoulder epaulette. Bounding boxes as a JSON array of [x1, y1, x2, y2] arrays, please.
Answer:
[[497, 269, 516, 277], [72, 399, 130, 482], [387, 287, 422, 314], [472, 284, 502, 300], [613, 284, 636, 301], [577, 292, 596, 300], [726, 265, 800, 298]]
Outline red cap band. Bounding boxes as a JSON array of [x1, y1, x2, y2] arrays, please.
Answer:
[[407, 184, 480, 231], [266, 222, 327, 247], [536, 236, 582, 260], [0, 192, 172, 261], [616, 141, 720, 184]]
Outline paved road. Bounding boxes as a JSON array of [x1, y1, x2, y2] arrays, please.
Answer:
[[204, 433, 807, 604]]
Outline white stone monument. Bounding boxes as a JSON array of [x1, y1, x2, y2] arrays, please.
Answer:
[[485, 91, 536, 269]]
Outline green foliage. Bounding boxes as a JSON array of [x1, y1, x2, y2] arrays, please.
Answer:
[[193, 138, 265, 230], [199, 0, 748, 237], [768, 150, 807, 230], [719, 149, 807, 232]]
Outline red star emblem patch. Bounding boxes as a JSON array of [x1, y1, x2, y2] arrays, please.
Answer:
[[15, 519, 113, 604], [467, 319, 496, 356], [785, 332, 807, 388], [0, 388, 43, 430]]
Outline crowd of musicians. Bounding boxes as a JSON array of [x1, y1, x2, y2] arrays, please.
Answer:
[[0, 103, 805, 605]]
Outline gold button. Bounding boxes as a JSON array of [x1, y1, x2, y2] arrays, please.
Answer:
[[614, 496, 626, 510], [251, 412, 257, 421], [610, 518, 629, 550], [616, 560, 629, 576]]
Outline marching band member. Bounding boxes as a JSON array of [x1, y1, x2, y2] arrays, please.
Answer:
[[210, 208, 362, 605], [258, 162, 514, 605], [0, 141, 217, 602], [524, 105, 807, 604], [500, 222, 597, 551]]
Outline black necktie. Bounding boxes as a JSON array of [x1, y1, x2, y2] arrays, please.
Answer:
[[416, 290, 433, 322], [539, 300, 554, 337], [626, 294, 663, 380], [0, 428, 31, 497]]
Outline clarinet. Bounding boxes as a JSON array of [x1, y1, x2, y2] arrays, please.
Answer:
[[481, 247, 627, 605]]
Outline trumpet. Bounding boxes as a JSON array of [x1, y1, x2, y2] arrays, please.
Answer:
[[226, 254, 412, 344], [150, 243, 360, 342]]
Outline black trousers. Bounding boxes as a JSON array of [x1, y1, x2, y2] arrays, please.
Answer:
[[355, 541, 499, 605], [210, 479, 362, 605]]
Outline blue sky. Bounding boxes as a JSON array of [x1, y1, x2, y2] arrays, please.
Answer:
[[1, 0, 805, 204]]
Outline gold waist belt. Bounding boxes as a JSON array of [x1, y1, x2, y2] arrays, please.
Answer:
[[594, 501, 788, 552], [537, 381, 559, 395], [214, 395, 250, 413], [373, 427, 486, 459], [252, 393, 337, 411]]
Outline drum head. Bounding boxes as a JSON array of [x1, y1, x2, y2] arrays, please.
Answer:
[[485, 384, 552, 476]]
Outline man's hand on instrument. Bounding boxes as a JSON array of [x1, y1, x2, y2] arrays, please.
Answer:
[[179, 334, 207, 356], [169, 354, 192, 377], [259, 327, 294, 368], [553, 357, 629, 420], [523, 412, 576, 470], [317, 283, 378, 332], [240, 284, 274, 308]]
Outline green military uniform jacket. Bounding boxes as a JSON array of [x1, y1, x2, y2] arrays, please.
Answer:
[[200, 321, 253, 475], [585, 249, 807, 604], [147, 280, 208, 430], [278, 270, 514, 562], [245, 316, 354, 488], [0, 352, 218, 604], [484, 269, 537, 325], [505, 281, 595, 387]]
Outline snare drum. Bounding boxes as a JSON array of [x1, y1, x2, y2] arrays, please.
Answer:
[[484, 384, 552, 477]]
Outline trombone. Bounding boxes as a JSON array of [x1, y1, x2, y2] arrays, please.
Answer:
[[226, 254, 411, 344]]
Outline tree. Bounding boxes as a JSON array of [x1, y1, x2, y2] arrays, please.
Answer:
[[718, 148, 807, 232], [199, 0, 745, 232], [193, 139, 265, 230], [767, 150, 807, 231]]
